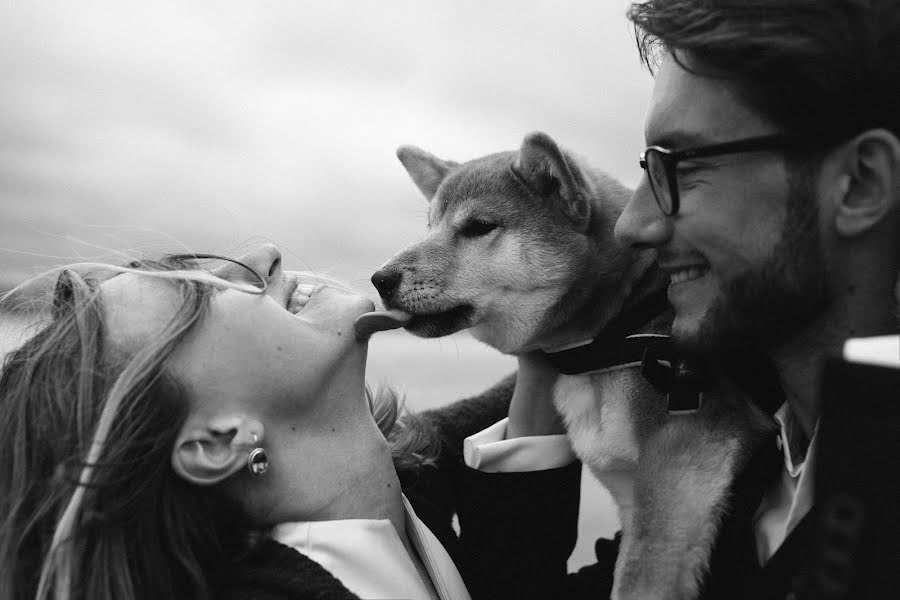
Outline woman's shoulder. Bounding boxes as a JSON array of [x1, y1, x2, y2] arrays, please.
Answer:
[[217, 538, 361, 600]]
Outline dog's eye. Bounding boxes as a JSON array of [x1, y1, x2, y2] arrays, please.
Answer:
[[459, 219, 498, 238]]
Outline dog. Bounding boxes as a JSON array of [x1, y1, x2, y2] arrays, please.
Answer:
[[372, 132, 774, 600]]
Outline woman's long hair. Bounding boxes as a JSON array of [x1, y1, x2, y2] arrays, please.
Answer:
[[0, 257, 249, 600], [0, 256, 438, 600]]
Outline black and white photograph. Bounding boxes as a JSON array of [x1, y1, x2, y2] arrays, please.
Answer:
[[1, 1, 898, 599]]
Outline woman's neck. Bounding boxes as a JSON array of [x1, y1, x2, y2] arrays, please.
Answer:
[[238, 398, 408, 541]]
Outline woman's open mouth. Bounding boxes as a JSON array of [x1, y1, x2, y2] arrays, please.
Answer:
[[287, 282, 319, 314]]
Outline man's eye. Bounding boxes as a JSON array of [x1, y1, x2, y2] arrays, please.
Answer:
[[459, 219, 498, 238], [675, 165, 705, 183]]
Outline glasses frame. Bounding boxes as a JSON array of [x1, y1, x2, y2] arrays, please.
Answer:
[[166, 252, 268, 293], [639, 133, 798, 216]]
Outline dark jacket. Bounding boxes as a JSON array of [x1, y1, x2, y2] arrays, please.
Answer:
[[455, 358, 900, 600], [454, 423, 809, 600]]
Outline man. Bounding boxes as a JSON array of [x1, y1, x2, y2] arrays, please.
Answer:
[[612, 0, 900, 597], [451, 1, 899, 599], [619, 0, 899, 439]]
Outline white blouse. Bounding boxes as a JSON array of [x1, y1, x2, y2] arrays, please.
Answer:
[[271, 495, 471, 600]]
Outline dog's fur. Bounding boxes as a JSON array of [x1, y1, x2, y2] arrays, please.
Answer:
[[374, 132, 774, 600]]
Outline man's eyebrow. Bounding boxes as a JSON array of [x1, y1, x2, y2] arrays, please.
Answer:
[[645, 129, 716, 150]]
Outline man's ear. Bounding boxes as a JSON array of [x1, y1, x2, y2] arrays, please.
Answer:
[[515, 131, 591, 231], [396, 145, 458, 201], [171, 414, 265, 486], [830, 129, 900, 237]]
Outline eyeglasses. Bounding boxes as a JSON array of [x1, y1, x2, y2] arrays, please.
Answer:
[[166, 253, 268, 293], [639, 133, 797, 216]]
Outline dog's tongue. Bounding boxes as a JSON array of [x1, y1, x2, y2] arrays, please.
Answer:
[[354, 309, 413, 341]]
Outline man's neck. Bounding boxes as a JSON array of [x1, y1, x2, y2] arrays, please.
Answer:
[[770, 291, 897, 438]]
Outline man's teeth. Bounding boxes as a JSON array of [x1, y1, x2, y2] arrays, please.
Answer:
[[670, 266, 707, 284], [288, 284, 317, 314]]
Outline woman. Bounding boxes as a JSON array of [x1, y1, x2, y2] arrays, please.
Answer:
[[0, 247, 496, 599], [0, 244, 580, 600]]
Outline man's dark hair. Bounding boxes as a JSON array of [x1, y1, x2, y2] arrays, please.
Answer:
[[627, 0, 900, 145]]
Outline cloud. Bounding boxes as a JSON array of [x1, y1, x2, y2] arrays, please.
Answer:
[[0, 0, 653, 288]]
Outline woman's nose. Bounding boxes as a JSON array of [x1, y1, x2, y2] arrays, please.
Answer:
[[240, 243, 282, 279], [216, 243, 283, 286], [614, 178, 672, 250]]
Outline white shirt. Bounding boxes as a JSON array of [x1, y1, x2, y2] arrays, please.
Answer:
[[753, 402, 817, 564], [464, 418, 574, 472], [271, 494, 471, 600]]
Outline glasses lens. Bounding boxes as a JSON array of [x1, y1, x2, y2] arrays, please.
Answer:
[[169, 254, 267, 292], [645, 150, 673, 215]]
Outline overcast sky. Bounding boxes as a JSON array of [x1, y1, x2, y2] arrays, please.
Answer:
[[0, 0, 654, 295]]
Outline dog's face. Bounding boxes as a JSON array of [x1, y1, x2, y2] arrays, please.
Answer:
[[374, 132, 627, 354]]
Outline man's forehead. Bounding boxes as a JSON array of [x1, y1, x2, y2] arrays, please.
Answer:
[[644, 53, 775, 147]]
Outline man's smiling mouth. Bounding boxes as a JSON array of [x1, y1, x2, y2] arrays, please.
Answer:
[[669, 265, 709, 285]]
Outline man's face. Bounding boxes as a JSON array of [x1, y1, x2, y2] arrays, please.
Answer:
[[614, 54, 829, 357]]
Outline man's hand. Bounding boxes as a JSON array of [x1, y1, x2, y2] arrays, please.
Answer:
[[507, 351, 566, 438]]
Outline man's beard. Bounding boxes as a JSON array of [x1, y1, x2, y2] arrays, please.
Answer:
[[675, 174, 831, 361]]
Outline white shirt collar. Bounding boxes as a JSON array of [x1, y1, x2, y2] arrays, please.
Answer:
[[773, 402, 812, 478], [271, 494, 471, 600], [755, 402, 819, 564]]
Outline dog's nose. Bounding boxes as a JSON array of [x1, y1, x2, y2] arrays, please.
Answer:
[[371, 268, 402, 299]]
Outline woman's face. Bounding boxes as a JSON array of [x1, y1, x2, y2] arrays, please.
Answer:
[[102, 244, 376, 423]]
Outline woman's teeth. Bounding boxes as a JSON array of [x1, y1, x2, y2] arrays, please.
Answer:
[[288, 284, 317, 314], [670, 266, 708, 285]]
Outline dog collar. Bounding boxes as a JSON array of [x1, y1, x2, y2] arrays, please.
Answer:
[[538, 284, 704, 413], [541, 332, 667, 375], [541, 333, 704, 414], [539, 279, 670, 376]]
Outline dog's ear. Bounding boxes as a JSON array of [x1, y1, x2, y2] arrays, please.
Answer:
[[397, 145, 458, 201], [515, 132, 591, 231]]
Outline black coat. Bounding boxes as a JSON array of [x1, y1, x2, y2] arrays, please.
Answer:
[[455, 360, 900, 600]]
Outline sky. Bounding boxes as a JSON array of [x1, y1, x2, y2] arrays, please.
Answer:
[[0, 1, 649, 568], [0, 0, 654, 293]]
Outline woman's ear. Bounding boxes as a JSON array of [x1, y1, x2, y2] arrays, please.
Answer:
[[830, 129, 900, 237], [171, 415, 264, 486]]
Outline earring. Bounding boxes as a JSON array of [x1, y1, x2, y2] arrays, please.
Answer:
[[247, 434, 268, 476]]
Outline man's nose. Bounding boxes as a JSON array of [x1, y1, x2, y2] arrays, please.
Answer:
[[614, 177, 672, 250]]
